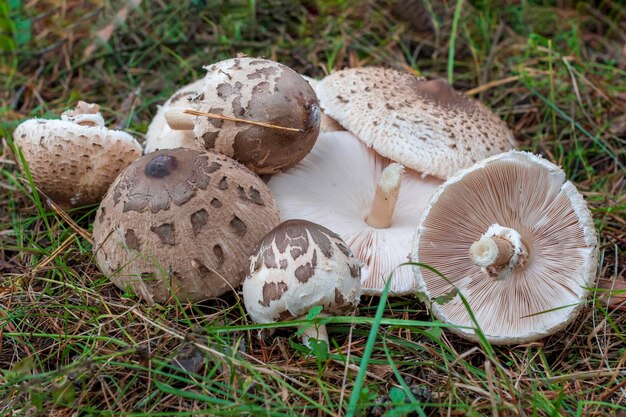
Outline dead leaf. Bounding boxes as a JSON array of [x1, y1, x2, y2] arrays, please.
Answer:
[[597, 278, 626, 308]]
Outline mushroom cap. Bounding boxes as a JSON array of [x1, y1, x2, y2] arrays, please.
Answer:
[[93, 148, 280, 304], [242, 219, 362, 324], [316, 67, 517, 179], [268, 131, 443, 296], [144, 78, 205, 154], [191, 57, 321, 174], [13, 102, 142, 207], [411, 151, 598, 344]]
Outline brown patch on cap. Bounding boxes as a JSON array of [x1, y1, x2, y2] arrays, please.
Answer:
[[334, 288, 346, 307], [190, 209, 209, 236], [415, 79, 473, 111], [259, 281, 288, 307], [348, 262, 360, 279], [194, 259, 211, 276], [238, 185, 265, 206], [213, 244, 224, 267], [290, 247, 304, 260], [205, 161, 222, 173], [210, 198, 222, 208], [279, 259, 288, 269], [202, 131, 218, 149], [261, 246, 278, 269], [218, 176, 229, 190], [124, 229, 141, 251], [278, 310, 294, 321], [336, 243, 352, 258], [295, 250, 317, 283], [230, 215, 247, 237], [150, 223, 176, 246]]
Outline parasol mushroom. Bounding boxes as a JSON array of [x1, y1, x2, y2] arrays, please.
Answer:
[[164, 57, 321, 174], [243, 219, 361, 348], [93, 148, 280, 304], [13, 101, 142, 208], [411, 151, 598, 344], [316, 67, 517, 179]]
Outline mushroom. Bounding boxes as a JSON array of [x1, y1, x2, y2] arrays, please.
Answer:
[[268, 131, 442, 295], [93, 148, 280, 304], [144, 78, 205, 154], [316, 67, 517, 179], [411, 151, 598, 344], [242, 219, 361, 348], [165, 57, 321, 174], [13, 101, 142, 207]]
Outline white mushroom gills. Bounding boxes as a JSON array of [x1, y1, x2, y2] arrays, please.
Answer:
[[469, 225, 528, 279], [366, 163, 404, 229]]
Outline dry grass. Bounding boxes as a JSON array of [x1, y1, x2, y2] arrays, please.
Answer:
[[1, 0, 625, 416]]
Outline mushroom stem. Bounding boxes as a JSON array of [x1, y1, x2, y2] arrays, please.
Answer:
[[366, 163, 404, 229], [469, 225, 528, 279], [300, 324, 329, 350], [469, 236, 514, 268], [165, 108, 195, 130]]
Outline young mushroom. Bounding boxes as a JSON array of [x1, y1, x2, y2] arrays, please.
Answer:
[[165, 57, 321, 174], [13, 101, 142, 207], [316, 67, 517, 179], [268, 131, 442, 295], [144, 78, 205, 154], [411, 151, 598, 344], [243, 220, 362, 348], [93, 148, 280, 305]]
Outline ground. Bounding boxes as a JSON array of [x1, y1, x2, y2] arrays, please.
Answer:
[[1, 1, 625, 416]]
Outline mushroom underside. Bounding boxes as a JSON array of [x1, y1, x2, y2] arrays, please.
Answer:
[[412, 152, 597, 344]]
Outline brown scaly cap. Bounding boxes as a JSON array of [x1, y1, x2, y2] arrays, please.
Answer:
[[242, 219, 361, 346], [190, 57, 321, 174], [316, 67, 517, 179], [411, 151, 598, 344], [93, 148, 280, 305], [13, 101, 142, 207]]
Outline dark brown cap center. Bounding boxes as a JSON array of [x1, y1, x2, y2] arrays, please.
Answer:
[[145, 155, 178, 178]]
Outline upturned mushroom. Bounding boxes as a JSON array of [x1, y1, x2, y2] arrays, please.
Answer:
[[243, 219, 362, 348], [93, 148, 280, 304], [13, 101, 142, 207], [165, 57, 321, 174], [144, 78, 205, 154], [411, 151, 598, 344], [316, 67, 517, 179], [268, 131, 442, 295]]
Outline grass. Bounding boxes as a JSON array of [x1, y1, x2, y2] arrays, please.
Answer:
[[1, 0, 625, 415]]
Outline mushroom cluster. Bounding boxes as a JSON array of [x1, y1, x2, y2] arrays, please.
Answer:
[[269, 67, 517, 296], [12, 57, 598, 348]]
